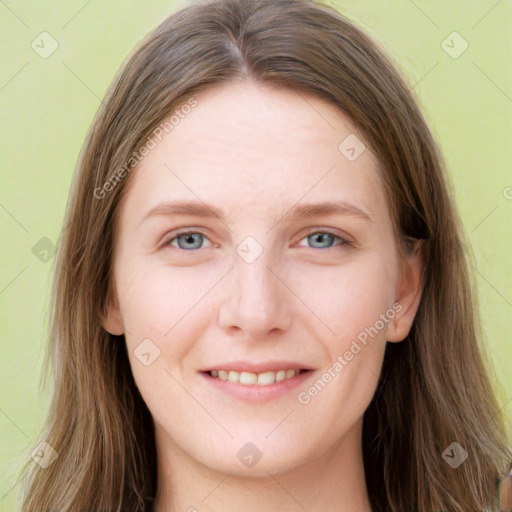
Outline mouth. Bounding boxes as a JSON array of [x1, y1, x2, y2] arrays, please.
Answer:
[[206, 368, 309, 386], [200, 365, 314, 403]]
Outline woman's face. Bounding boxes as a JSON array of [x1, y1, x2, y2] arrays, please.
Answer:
[[104, 80, 421, 476]]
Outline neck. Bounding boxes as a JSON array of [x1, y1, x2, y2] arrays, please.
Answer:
[[153, 420, 372, 512]]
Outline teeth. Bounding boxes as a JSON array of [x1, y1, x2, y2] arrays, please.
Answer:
[[275, 370, 286, 382], [285, 369, 295, 379], [211, 368, 300, 386], [239, 371, 258, 385], [258, 371, 275, 385]]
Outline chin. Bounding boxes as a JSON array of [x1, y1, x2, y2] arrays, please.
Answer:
[[187, 431, 318, 478]]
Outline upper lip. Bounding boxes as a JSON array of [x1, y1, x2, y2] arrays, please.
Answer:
[[200, 361, 314, 373]]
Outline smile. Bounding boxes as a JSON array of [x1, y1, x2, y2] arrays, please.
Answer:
[[209, 368, 302, 386], [201, 366, 313, 403]]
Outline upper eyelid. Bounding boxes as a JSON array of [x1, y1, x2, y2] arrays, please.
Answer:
[[164, 229, 214, 245]]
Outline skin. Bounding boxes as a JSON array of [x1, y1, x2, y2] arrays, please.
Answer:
[[103, 79, 423, 512]]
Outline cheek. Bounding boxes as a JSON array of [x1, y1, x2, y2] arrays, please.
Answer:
[[291, 251, 397, 346], [295, 253, 396, 423], [116, 260, 223, 376], [116, 263, 217, 423], [117, 259, 213, 335]]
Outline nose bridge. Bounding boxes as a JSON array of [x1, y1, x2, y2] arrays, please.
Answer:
[[218, 236, 292, 337], [238, 255, 276, 308]]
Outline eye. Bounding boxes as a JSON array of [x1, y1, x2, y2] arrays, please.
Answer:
[[163, 229, 350, 253], [166, 231, 213, 251], [297, 231, 349, 249]]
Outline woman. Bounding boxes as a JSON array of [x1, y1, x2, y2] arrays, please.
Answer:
[[19, 0, 511, 510]]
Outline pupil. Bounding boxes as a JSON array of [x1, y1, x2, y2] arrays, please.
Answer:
[[180, 233, 200, 249], [313, 233, 331, 247]]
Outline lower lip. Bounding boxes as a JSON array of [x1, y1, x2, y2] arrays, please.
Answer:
[[201, 371, 314, 403]]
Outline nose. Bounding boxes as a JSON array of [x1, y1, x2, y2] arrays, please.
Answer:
[[217, 249, 293, 340]]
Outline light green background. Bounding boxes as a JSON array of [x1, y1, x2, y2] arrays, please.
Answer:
[[1, 1, 511, 509]]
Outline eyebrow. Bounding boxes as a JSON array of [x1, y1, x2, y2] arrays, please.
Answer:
[[140, 199, 374, 226]]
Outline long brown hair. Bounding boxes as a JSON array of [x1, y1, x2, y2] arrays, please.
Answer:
[[18, 0, 511, 510]]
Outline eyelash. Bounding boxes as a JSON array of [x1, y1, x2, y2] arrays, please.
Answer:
[[163, 229, 351, 256]]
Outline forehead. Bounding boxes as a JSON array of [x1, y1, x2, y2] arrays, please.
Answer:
[[120, 80, 387, 226]]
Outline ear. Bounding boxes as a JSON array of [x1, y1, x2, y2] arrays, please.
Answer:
[[100, 287, 124, 336], [386, 241, 424, 343]]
